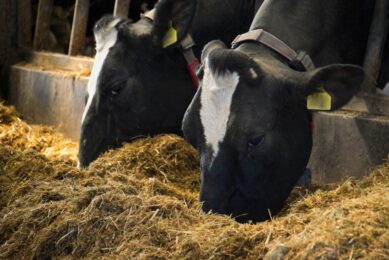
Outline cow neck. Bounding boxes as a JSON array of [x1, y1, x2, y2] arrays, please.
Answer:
[[231, 29, 315, 71], [246, 0, 372, 66], [143, 9, 200, 88]]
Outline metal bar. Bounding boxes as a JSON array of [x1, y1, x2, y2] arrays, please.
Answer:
[[361, 0, 389, 93], [68, 0, 90, 56], [17, 0, 32, 48], [113, 0, 131, 18], [33, 0, 53, 50]]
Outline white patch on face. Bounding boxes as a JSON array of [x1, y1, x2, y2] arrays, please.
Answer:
[[94, 18, 122, 52], [200, 60, 240, 160], [81, 19, 121, 124]]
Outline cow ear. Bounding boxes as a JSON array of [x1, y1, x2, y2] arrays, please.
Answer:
[[201, 40, 261, 85], [303, 64, 364, 110], [93, 15, 123, 52], [151, 0, 197, 48], [201, 40, 227, 63], [195, 41, 227, 81]]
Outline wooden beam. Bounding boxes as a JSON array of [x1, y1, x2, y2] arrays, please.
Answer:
[[33, 0, 53, 50], [68, 0, 90, 56], [113, 0, 131, 18], [17, 0, 32, 48], [0, 0, 18, 52]]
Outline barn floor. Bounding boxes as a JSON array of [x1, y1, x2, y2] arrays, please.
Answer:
[[0, 102, 388, 259]]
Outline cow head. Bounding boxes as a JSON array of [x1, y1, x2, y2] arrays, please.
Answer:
[[78, 0, 197, 167], [182, 41, 364, 223]]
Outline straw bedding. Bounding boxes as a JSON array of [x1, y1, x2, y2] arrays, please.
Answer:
[[0, 103, 78, 161], [0, 102, 388, 259]]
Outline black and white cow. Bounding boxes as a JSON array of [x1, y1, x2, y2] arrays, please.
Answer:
[[182, 0, 373, 223], [78, 0, 259, 167]]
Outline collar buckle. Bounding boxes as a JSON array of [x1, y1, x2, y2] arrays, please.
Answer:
[[289, 51, 315, 71]]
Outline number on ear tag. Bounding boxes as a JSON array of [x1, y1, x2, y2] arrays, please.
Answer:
[[307, 88, 332, 110], [162, 21, 178, 48]]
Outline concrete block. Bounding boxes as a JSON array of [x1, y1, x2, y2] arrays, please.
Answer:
[[25, 51, 93, 71], [308, 110, 389, 183], [8, 64, 87, 140]]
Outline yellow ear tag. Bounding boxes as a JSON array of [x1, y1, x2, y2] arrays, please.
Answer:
[[162, 21, 178, 48], [307, 88, 332, 110]]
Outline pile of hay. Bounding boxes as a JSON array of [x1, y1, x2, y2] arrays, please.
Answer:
[[0, 102, 78, 161], [0, 102, 388, 259]]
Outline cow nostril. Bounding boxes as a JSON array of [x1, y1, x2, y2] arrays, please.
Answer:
[[203, 187, 237, 215]]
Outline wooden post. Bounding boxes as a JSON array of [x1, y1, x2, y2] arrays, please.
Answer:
[[113, 0, 131, 18], [17, 0, 32, 48], [68, 0, 90, 56], [361, 0, 389, 93], [33, 0, 53, 50], [0, 0, 19, 71]]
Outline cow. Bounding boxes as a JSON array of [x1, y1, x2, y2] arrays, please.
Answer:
[[78, 0, 260, 167], [182, 0, 373, 223]]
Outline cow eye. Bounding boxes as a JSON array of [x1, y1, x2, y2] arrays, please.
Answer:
[[248, 135, 265, 147], [111, 89, 120, 96], [109, 84, 124, 97]]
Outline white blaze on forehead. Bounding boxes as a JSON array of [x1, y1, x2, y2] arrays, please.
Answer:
[[200, 61, 239, 158], [81, 18, 121, 124]]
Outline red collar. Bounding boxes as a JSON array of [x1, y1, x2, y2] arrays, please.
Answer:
[[180, 34, 200, 87]]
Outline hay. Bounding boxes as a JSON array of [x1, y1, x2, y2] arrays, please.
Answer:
[[0, 102, 78, 161], [0, 102, 388, 259]]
